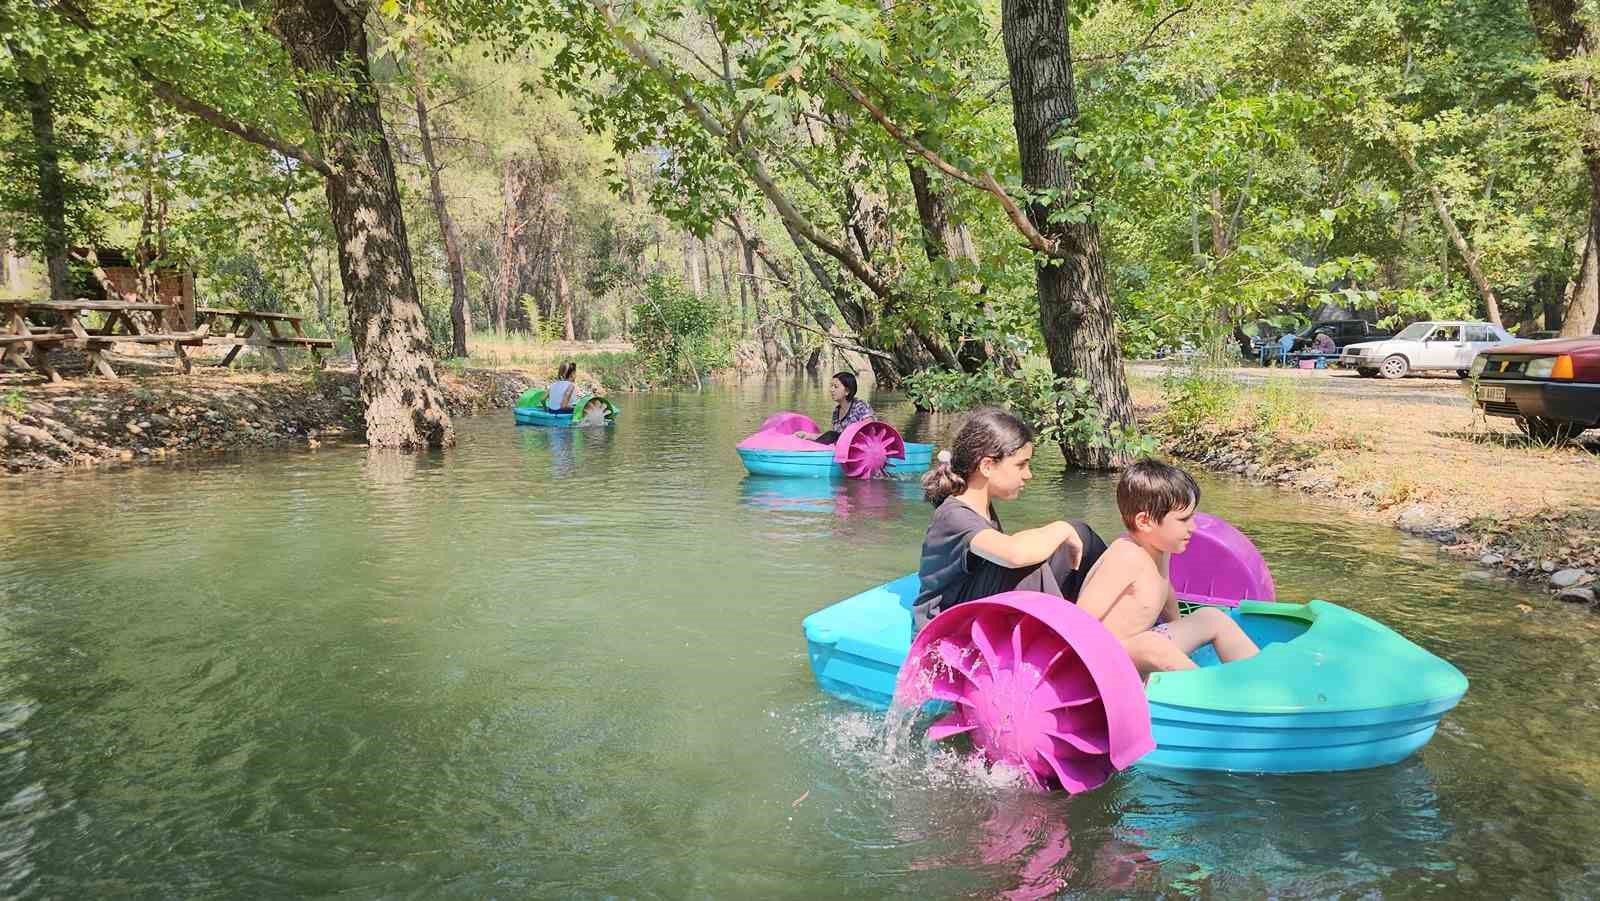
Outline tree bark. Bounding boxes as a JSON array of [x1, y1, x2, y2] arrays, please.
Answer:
[[408, 40, 471, 358], [1405, 153, 1503, 327], [495, 158, 526, 334], [10, 43, 71, 299], [909, 160, 993, 371], [682, 231, 704, 294], [269, 0, 451, 449], [1000, 0, 1134, 469], [1528, 0, 1600, 334]]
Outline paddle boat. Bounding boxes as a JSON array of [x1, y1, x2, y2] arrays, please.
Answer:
[[736, 412, 933, 479], [800, 514, 1468, 793], [513, 388, 619, 427]]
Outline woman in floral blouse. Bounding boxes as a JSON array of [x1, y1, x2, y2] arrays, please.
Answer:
[[794, 371, 875, 444]]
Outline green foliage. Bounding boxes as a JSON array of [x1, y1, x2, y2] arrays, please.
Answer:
[[629, 274, 733, 385], [906, 364, 1156, 460], [1, 390, 26, 416], [1158, 366, 1242, 432]]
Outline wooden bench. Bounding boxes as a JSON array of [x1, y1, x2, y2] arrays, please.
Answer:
[[194, 307, 330, 370]]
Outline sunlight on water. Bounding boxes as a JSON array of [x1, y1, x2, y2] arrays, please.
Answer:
[[0, 379, 1595, 896]]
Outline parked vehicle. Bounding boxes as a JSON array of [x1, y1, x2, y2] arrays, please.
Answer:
[[1469, 336, 1600, 442], [1340, 321, 1516, 379], [1290, 319, 1393, 351], [1518, 330, 1561, 341]]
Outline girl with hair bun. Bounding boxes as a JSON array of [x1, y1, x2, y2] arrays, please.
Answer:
[[913, 408, 1108, 630]]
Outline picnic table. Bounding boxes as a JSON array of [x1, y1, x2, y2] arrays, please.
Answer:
[[194, 307, 334, 371], [0, 298, 210, 381]]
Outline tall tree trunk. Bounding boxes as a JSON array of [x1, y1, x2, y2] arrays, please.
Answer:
[[1528, 0, 1600, 335], [269, 0, 451, 449], [408, 39, 471, 358], [10, 42, 71, 299], [495, 158, 526, 334], [554, 251, 575, 341], [740, 231, 779, 368], [1566, 211, 1600, 335], [1414, 167, 1503, 327], [909, 161, 991, 372], [683, 231, 704, 294], [1000, 0, 1134, 469]]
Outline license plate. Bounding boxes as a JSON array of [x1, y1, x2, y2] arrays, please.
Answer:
[[1478, 386, 1506, 402]]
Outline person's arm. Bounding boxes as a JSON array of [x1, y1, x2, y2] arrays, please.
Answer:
[[1156, 551, 1182, 624], [557, 383, 575, 409], [970, 520, 1082, 569]]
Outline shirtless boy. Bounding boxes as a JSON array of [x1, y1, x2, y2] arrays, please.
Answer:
[[1076, 460, 1260, 676]]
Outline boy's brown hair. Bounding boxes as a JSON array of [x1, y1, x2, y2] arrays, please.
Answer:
[[1116, 459, 1200, 529]]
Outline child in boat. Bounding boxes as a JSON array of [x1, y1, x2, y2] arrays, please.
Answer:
[[546, 361, 577, 413], [1075, 459, 1260, 676], [912, 408, 1108, 630], [578, 397, 609, 427], [792, 371, 873, 444]]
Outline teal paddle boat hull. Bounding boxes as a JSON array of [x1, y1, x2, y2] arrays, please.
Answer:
[[512, 388, 618, 428], [738, 443, 933, 478], [801, 576, 1467, 775]]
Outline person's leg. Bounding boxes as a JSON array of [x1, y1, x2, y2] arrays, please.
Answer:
[[1122, 630, 1197, 676], [1052, 520, 1109, 602], [1166, 607, 1259, 662], [815, 430, 840, 445]]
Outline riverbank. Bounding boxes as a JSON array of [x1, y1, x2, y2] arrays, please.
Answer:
[[0, 365, 539, 474], [1132, 365, 1600, 608]]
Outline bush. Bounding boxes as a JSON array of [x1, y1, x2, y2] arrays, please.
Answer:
[[1159, 365, 1241, 431], [629, 275, 732, 386], [906, 364, 1155, 460]]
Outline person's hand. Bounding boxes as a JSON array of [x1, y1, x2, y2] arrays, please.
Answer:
[[793, 430, 814, 440], [1055, 521, 1084, 569]]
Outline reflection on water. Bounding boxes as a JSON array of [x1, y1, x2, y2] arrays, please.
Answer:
[[0, 379, 1595, 896]]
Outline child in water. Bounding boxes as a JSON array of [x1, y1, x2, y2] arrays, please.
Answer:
[[1075, 459, 1260, 677], [913, 408, 1108, 630], [578, 397, 610, 427]]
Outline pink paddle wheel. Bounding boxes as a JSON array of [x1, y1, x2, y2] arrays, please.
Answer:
[[893, 591, 1154, 793], [833, 420, 907, 479]]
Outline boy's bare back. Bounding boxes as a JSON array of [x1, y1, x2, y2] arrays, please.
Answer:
[[1074, 537, 1169, 641]]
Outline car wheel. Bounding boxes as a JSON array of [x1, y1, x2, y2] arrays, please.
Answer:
[[1456, 369, 1470, 379], [1517, 416, 1585, 444], [1356, 367, 1378, 378], [1379, 355, 1409, 379]]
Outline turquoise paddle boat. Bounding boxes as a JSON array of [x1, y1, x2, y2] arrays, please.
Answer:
[[737, 412, 933, 479], [801, 515, 1467, 792], [513, 388, 619, 427]]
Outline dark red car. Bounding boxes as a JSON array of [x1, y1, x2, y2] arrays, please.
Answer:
[[1470, 336, 1600, 442]]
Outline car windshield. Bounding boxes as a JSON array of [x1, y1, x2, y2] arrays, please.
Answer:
[[1395, 323, 1433, 340]]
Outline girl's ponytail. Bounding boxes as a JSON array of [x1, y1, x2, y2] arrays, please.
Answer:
[[921, 449, 966, 505], [922, 407, 1034, 506]]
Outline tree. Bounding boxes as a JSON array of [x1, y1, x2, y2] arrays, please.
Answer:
[[55, 0, 453, 449]]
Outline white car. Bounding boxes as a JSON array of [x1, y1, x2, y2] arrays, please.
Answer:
[[1339, 321, 1516, 379]]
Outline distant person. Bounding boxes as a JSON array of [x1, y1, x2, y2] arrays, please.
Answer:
[[1075, 460, 1260, 678], [793, 371, 874, 445], [546, 361, 577, 413], [1312, 331, 1336, 354], [912, 408, 1108, 630], [578, 397, 610, 427]]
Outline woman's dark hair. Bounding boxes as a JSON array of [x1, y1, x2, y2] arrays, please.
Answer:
[[831, 371, 858, 401], [558, 361, 576, 380], [921, 407, 1034, 506]]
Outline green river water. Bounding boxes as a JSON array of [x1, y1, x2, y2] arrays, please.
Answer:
[[0, 381, 1596, 898]]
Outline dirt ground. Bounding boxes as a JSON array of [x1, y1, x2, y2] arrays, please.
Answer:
[[1131, 364, 1600, 605]]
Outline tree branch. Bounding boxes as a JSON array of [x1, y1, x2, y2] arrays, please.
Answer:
[[50, 0, 334, 179], [594, 2, 897, 300], [829, 68, 1057, 256], [766, 315, 894, 360]]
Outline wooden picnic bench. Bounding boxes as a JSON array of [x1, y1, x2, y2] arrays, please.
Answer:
[[0, 299, 209, 381], [194, 307, 334, 370]]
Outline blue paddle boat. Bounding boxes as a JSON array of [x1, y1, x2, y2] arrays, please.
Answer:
[[513, 388, 618, 427], [801, 515, 1467, 789]]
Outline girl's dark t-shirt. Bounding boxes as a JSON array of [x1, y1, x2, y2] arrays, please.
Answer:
[[913, 498, 1109, 630], [914, 497, 1002, 628]]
